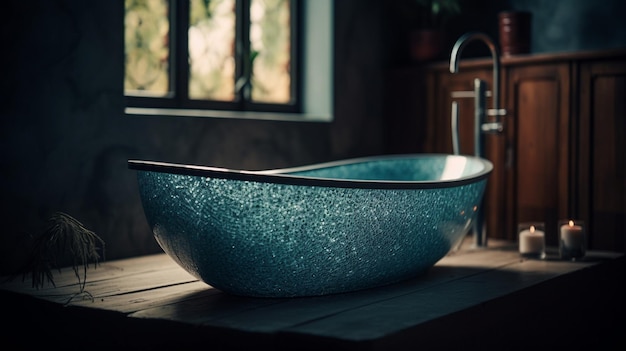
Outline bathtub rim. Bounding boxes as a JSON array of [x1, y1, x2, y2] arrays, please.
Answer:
[[128, 153, 493, 190]]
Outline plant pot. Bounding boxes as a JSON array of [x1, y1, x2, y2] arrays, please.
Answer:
[[409, 29, 445, 62]]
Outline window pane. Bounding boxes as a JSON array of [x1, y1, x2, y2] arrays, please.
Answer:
[[124, 0, 170, 97], [250, 0, 292, 104], [188, 0, 236, 101]]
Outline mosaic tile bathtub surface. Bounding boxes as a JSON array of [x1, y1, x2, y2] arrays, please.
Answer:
[[129, 154, 492, 297]]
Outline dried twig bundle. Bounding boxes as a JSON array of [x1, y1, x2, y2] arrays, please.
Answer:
[[18, 212, 105, 293]]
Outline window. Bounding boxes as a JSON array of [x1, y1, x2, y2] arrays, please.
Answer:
[[124, 0, 333, 121]]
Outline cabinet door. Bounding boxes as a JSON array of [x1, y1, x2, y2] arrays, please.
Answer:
[[506, 63, 571, 245], [578, 60, 626, 252]]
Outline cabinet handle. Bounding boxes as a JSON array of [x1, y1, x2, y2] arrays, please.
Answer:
[[506, 143, 514, 170]]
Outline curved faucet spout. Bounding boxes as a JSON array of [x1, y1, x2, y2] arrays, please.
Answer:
[[449, 32, 505, 249], [449, 32, 501, 113]]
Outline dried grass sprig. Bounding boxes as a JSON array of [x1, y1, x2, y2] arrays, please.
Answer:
[[10, 212, 105, 297]]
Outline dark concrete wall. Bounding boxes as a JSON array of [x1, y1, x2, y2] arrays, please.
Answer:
[[0, 0, 387, 274], [510, 0, 626, 54], [385, 0, 626, 63]]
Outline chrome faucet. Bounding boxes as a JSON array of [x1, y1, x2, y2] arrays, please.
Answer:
[[449, 32, 507, 248]]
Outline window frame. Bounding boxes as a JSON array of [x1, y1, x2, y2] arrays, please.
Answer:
[[125, 0, 303, 115]]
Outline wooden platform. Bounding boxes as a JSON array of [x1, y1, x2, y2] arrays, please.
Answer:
[[1, 240, 623, 350]]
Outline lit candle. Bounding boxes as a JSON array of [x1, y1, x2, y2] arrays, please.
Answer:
[[519, 225, 545, 258], [560, 220, 584, 251]]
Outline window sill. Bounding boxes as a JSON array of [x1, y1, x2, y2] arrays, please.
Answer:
[[125, 107, 333, 123]]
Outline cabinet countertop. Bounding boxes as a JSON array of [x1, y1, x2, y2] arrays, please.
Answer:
[[424, 47, 626, 72]]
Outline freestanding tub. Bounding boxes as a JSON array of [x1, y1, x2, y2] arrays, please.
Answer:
[[128, 154, 492, 297]]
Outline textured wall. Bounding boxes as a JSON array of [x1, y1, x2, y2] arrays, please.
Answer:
[[0, 0, 386, 274], [421, 0, 626, 60], [509, 0, 626, 53]]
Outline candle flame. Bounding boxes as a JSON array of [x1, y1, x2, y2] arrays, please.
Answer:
[[530, 225, 535, 233], [568, 220, 574, 227]]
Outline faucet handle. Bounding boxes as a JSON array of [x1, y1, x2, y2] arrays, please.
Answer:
[[487, 108, 507, 117], [451, 90, 492, 99], [484, 109, 507, 133], [481, 122, 504, 134]]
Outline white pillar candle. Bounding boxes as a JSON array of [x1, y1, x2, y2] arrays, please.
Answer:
[[519, 225, 545, 256], [560, 220, 584, 250]]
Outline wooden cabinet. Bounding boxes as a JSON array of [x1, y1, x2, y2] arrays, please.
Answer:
[[420, 50, 626, 251]]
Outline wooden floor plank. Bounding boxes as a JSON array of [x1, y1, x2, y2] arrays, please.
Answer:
[[0, 254, 198, 305], [129, 290, 285, 324], [280, 254, 605, 341], [0, 240, 622, 350], [0, 253, 179, 290], [126, 246, 523, 333], [70, 280, 217, 313], [36, 270, 196, 304]]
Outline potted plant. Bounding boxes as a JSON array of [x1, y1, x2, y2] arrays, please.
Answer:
[[406, 0, 462, 61]]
